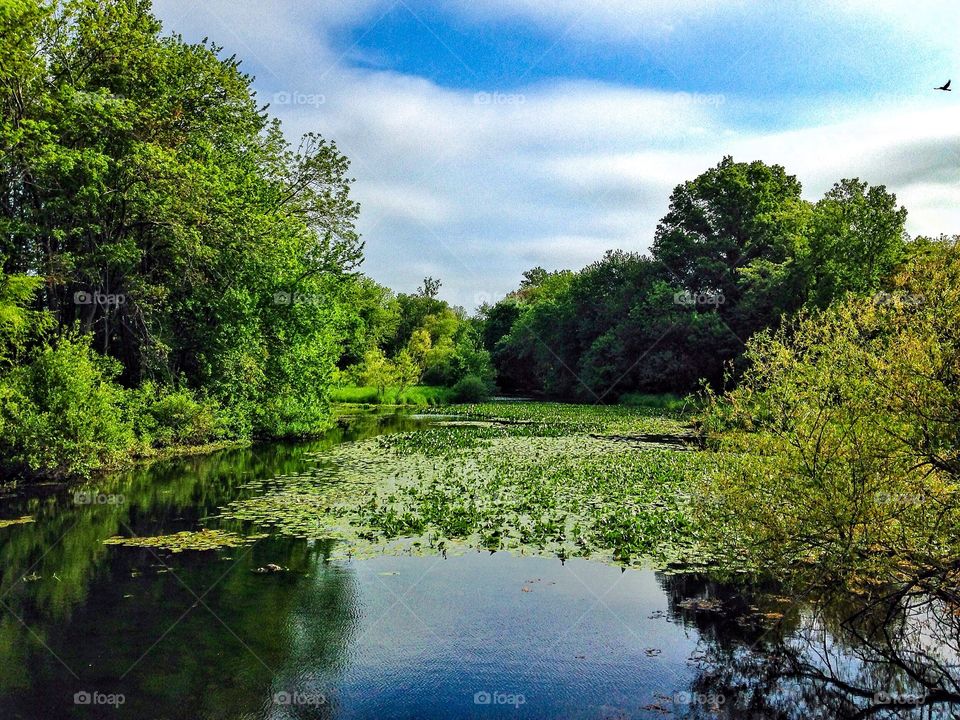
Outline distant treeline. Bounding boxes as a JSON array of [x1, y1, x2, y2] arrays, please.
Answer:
[[481, 157, 910, 399]]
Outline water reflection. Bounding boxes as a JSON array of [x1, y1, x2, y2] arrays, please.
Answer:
[[659, 573, 960, 719], [0, 410, 958, 719], [0, 411, 426, 717]]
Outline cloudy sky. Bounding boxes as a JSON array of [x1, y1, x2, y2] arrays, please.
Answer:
[[153, 0, 960, 308]]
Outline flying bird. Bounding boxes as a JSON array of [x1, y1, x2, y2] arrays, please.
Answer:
[[935, 79, 952, 91]]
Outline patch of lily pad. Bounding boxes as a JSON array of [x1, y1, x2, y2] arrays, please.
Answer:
[[216, 403, 717, 568], [104, 529, 265, 552]]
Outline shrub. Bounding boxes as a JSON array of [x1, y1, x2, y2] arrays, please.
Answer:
[[128, 382, 226, 448], [0, 332, 133, 478], [450, 375, 491, 403], [699, 238, 960, 588]]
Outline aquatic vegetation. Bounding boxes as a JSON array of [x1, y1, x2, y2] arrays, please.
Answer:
[[103, 529, 263, 552], [436, 401, 692, 436], [218, 403, 709, 566]]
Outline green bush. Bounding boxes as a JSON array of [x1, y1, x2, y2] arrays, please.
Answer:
[[0, 333, 133, 478], [450, 375, 491, 403], [699, 239, 960, 588], [127, 382, 226, 449], [396, 385, 452, 406]]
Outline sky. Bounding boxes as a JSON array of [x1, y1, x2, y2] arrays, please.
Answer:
[[152, 0, 960, 309]]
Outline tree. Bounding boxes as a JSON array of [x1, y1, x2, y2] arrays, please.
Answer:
[[484, 160, 912, 399], [651, 158, 810, 367], [802, 179, 908, 308], [407, 327, 432, 367], [392, 349, 420, 400], [700, 237, 960, 588], [357, 348, 394, 402], [519, 266, 548, 289], [651, 156, 808, 311], [0, 272, 50, 367], [418, 276, 442, 299], [1, 0, 362, 439]]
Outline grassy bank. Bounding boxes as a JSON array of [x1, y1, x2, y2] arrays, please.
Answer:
[[329, 385, 454, 406]]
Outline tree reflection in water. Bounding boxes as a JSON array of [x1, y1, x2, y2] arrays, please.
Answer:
[[660, 573, 960, 719]]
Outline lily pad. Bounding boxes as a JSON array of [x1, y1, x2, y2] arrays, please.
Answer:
[[104, 529, 263, 552]]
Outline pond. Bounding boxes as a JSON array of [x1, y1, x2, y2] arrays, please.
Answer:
[[0, 409, 957, 719]]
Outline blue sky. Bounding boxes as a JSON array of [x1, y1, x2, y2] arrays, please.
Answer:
[[154, 0, 959, 308], [340, 3, 924, 98]]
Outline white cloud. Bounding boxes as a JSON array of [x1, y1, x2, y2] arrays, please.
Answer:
[[151, 1, 960, 309]]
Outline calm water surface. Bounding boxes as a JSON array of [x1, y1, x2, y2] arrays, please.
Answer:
[[0, 411, 957, 719]]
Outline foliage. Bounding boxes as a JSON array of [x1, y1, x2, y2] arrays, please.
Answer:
[[802, 178, 909, 308], [126, 381, 225, 449], [103, 528, 259, 552], [329, 384, 452, 406], [340, 277, 495, 395], [0, 0, 366, 476], [699, 237, 960, 589], [485, 158, 907, 399], [0, 272, 51, 367], [357, 348, 395, 401], [450, 374, 491, 403], [218, 402, 703, 566], [0, 331, 133, 478]]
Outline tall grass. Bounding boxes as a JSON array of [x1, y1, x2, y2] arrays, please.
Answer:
[[329, 385, 453, 406]]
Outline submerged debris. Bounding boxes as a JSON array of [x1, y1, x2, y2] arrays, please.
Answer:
[[0, 515, 34, 529], [677, 597, 724, 612]]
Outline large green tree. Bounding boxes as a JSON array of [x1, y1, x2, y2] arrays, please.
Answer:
[[1, 0, 363, 438], [486, 158, 911, 398], [802, 178, 908, 308]]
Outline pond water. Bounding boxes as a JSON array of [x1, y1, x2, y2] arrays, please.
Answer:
[[0, 410, 957, 719]]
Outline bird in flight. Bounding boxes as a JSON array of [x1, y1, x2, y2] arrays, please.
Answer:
[[935, 79, 952, 91]]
